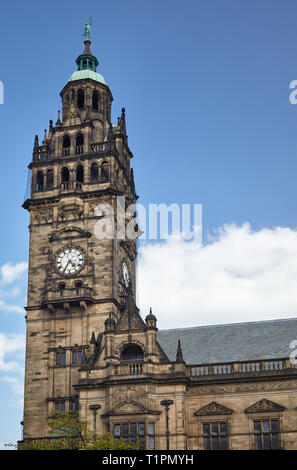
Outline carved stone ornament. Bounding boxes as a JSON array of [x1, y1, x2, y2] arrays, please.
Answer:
[[194, 401, 233, 416], [245, 398, 285, 414], [32, 207, 53, 224]]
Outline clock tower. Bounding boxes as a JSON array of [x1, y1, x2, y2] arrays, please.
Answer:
[[22, 37, 138, 438]]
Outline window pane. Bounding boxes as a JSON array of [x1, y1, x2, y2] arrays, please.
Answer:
[[262, 421, 269, 433], [220, 436, 228, 450], [114, 424, 121, 437], [263, 433, 271, 449], [254, 434, 262, 450], [212, 436, 219, 450], [139, 438, 145, 450], [148, 422, 155, 435], [272, 433, 280, 449], [130, 423, 137, 435], [220, 422, 227, 435], [148, 436, 155, 450], [122, 424, 128, 436], [211, 423, 219, 436], [203, 437, 211, 450], [72, 351, 76, 364], [271, 420, 279, 432], [203, 423, 210, 436], [138, 422, 145, 436], [56, 353, 60, 365], [254, 421, 261, 433], [78, 350, 82, 364]]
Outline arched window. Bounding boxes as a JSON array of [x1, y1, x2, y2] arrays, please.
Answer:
[[76, 165, 84, 183], [75, 134, 84, 155], [75, 281, 82, 296], [77, 89, 84, 108], [90, 162, 99, 183], [63, 135, 70, 156], [92, 90, 99, 111], [101, 161, 109, 182], [58, 283, 65, 298], [82, 60, 87, 70], [121, 345, 143, 362], [36, 171, 44, 191], [46, 169, 54, 190], [61, 167, 69, 183]]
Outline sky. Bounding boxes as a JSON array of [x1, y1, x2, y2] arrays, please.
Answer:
[[0, 0, 297, 449]]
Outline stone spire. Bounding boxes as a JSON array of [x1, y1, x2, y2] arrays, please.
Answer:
[[176, 339, 184, 363]]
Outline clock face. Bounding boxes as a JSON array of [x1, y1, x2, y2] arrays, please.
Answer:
[[122, 261, 130, 287], [56, 248, 84, 275]]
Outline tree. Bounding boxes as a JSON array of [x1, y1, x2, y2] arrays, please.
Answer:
[[19, 412, 138, 450]]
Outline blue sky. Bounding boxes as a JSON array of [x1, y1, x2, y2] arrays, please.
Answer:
[[0, 0, 297, 449]]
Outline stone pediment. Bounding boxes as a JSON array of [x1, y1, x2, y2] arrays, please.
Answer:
[[49, 226, 91, 242], [245, 399, 285, 414], [101, 400, 161, 418], [194, 401, 233, 416]]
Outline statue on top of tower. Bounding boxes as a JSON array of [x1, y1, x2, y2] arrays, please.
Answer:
[[82, 18, 92, 40]]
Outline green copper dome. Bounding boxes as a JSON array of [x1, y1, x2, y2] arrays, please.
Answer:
[[68, 69, 107, 85], [67, 38, 107, 86]]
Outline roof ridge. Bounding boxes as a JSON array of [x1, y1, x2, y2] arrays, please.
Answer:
[[158, 316, 297, 333]]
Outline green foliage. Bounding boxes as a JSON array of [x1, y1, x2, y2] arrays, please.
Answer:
[[20, 412, 138, 450]]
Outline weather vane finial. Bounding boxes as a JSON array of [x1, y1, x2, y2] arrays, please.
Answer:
[[82, 18, 92, 40]]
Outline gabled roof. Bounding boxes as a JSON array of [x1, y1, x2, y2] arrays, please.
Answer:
[[157, 317, 297, 364]]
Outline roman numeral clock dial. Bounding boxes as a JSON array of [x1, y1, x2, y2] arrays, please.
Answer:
[[56, 248, 84, 275]]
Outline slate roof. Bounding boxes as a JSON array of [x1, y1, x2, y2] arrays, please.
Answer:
[[157, 318, 297, 365]]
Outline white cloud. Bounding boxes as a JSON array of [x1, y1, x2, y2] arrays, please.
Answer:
[[137, 223, 297, 329], [0, 262, 27, 285], [0, 333, 25, 373], [0, 376, 23, 396]]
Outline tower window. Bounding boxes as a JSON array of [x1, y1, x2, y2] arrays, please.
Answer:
[[61, 167, 69, 183], [90, 162, 99, 183], [92, 90, 99, 111], [46, 169, 54, 190], [101, 161, 109, 182], [36, 171, 44, 191], [76, 165, 84, 183], [58, 283, 65, 297], [62, 135, 70, 156], [75, 134, 84, 155], [75, 281, 83, 295], [56, 351, 66, 366], [77, 89, 84, 109], [72, 349, 83, 365], [121, 345, 143, 362]]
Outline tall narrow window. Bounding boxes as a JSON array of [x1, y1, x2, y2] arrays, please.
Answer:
[[203, 422, 228, 450], [76, 134, 84, 155], [92, 90, 99, 110], [36, 171, 44, 191], [46, 169, 54, 190], [56, 351, 66, 366], [77, 89, 84, 108], [253, 420, 281, 450], [61, 167, 69, 183], [101, 161, 109, 182], [76, 165, 84, 183], [62, 135, 70, 156], [72, 349, 83, 365], [90, 163, 99, 183]]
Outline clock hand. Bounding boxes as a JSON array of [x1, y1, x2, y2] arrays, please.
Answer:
[[63, 260, 71, 273]]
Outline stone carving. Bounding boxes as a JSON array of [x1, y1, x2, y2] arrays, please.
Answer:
[[32, 208, 53, 224], [194, 401, 233, 416], [189, 380, 297, 396], [245, 399, 285, 414]]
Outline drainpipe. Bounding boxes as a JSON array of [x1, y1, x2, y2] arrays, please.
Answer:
[[160, 400, 174, 450]]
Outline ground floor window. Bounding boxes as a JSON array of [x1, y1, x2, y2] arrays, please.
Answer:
[[113, 421, 155, 449], [253, 419, 281, 449], [203, 422, 228, 450]]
